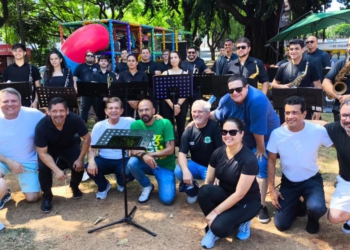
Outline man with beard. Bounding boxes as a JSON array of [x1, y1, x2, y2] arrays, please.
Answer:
[[137, 48, 161, 75], [175, 100, 222, 204], [225, 37, 270, 95], [181, 46, 212, 74], [35, 97, 91, 213], [127, 99, 176, 205], [213, 38, 238, 75], [73, 50, 100, 123], [267, 96, 333, 234], [116, 49, 128, 74]]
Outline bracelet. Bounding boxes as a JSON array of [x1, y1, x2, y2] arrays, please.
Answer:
[[140, 152, 147, 160], [177, 102, 181, 106], [213, 209, 219, 215]]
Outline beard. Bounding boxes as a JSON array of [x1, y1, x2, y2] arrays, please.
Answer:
[[141, 114, 153, 123]]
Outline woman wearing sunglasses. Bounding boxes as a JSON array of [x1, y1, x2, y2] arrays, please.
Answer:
[[198, 118, 261, 249]]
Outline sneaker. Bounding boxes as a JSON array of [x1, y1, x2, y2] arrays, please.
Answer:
[[0, 189, 11, 210], [117, 184, 124, 193], [41, 198, 52, 213], [201, 228, 219, 249], [71, 187, 83, 199], [258, 206, 271, 223], [306, 216, 320, 234], [82, 171, 90, 182], [96, 182, 111, 200], [342, 220, 350, 234], [236, 220, 251, 240], [0, 223, 5, 232], [138, 184, 154, 203], [187, 195, 197, 204]]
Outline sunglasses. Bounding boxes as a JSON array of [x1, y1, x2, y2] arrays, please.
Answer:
[[221, 129, 241, 136], [306, 41, 315, 44], [187, 51, 196, 54], [228, 87, 244, 94], [86, 54, 94, 57], [236, 46, 247, 50]]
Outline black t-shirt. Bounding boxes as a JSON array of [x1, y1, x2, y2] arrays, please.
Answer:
[[35, 112, 88, 150], [226, 57, 269, 88], [325, 122, 350, 181], [117, 71, 148, 83], [73, 63, 100, 82], [3, 62, 41, 83], [158, 62, 171, 73], [91, 70, 117, 83], [209, 145, 260, 201], [181, 57, 208, 74], [325, 59, 350, 107], [303, 48, 331, 80], [274, 59, 320, 87], [179, 120, 223, 167], [44, 68, 73, 87], [116, 61, 128, 74], [138, 61, 160, 74]]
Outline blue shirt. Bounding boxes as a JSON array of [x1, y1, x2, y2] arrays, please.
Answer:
[[214, 86, 280, 148]]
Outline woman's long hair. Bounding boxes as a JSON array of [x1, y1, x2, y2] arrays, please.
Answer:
[[45, 49, 68, 80]]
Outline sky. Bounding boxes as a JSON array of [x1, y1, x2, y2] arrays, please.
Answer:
[[327, 0, 345, 11]]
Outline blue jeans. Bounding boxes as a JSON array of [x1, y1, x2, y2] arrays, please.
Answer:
[[274, 173, 327, 231], [127, 157, 175, 205], [85, 156, 134, 192], [174, 160, 207, 182]]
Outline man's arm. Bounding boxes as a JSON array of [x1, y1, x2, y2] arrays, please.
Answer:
[[267, 152, 283, 209], [87, 147, 99, 176], [253, 134, 267, 161], [0, 153, 25, 174], [73, 76, 78, 91], [177, 152, 193, 185], [147, 140, 174, 158], [261, 81, 269, 95], [37, 146, 66, 181], [30, 80, 41, 108], [73, 132, 91, 171], [271, 79, 289, 89]]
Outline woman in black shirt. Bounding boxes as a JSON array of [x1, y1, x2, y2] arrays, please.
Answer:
[[44, 49, 73, 88], [198, 118, 261, 249]]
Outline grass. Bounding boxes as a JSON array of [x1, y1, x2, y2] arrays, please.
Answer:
[[0, 228, 35, 250]]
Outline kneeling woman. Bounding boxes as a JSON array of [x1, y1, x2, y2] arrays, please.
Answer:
[[198, 118, 261, 249]]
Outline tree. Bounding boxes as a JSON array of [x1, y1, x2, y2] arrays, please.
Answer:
[[334, 23, 350, 37]]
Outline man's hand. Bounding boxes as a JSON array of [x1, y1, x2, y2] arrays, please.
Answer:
[[73, 159, 84, 172], [154, 114, 163, 120], [255, 148, 267, 162], [339, 94, 350, 103], [7, 159, 25, 174], [213, 178, 220, 186], [312, 112, 321, 120], [185, 121, 195, 130], [30, 101, 38, 109], [142, 154, 157, 169], [174, 105, 181, 116], [205, 210, 218, 228], [55, 169, 67, 181], [269, 187, 284, 209], [182, 169, 193, 185], [87, 161, 98, 176]]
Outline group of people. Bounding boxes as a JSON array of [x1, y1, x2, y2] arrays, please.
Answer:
[[0, 36, 349, 249]]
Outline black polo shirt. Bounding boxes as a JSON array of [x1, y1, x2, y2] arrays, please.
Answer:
[[116, 61, 128, 74], [274, 59, 320, 87], [35, 112, 88, 150], [117, 70, 148, 83], [226, 56, 269, 88], [137, 61, 160, 74], [158, 61, 171, 73], [303, 48, 331, 80], [91, 70, 117, 83], [181, 57, 208, 74], [3, 62, 41, 83], [73, 63, 100, 82]]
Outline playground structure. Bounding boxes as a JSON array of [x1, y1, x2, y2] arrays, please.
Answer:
[[59, 19, 192, 72]]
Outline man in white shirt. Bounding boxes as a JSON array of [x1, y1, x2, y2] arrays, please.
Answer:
[[267, 96, 333, 234]]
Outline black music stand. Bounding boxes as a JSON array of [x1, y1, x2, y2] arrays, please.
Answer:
[[37, 87, 78, 109], [193, 74, 213, 100], [0, 81, 32, 106], [88, 129, 156, 236], [211, 75, 231, 100], [109, 82, 148, 116], [272, 88, 323, 112], [77, 82, 109, 98], [267, 67, 278, 82]]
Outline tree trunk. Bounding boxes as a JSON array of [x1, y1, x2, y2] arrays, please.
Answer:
[[210, 47, 216, 60]]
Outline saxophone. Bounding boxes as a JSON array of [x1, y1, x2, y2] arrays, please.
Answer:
[[249, 60, 259, 79], [289, 62, 308, 88], [145, 66, 150, 74], [107, 74, 113, 88], [326, 57, 350, 100]]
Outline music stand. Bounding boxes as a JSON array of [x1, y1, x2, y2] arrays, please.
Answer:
[[272, 88, 323, 112], [37, 87, 78, 109], [88, 129, 156, 236], [193, 74, 213, 100], [109, 82, 148, 116], [267, 67, 278, 82], [77, 82, 109, 98], [211, 75, 231, 101], [0, 81, 32, 106]]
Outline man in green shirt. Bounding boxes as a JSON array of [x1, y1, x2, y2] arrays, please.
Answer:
[[128, 99, 176, 204]]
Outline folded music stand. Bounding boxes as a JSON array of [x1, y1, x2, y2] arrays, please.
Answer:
[[88, 129, 156, 237], [37, 87, 78, 109], [77, 82, 109, 98], [0, 81, 32, 106]]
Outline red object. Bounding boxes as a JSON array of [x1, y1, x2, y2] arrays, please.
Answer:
[[61, 24, 109, 63], [0, 44, 31, 57]]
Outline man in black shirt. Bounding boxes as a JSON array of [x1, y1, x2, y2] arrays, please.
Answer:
[[35, 97, 91, 213], [116, 49, 128, 74], [2, 43, 41, 108], [226, 37, 270, 95], [73, 50, 100, 123], [181, 46, 211, 74], [213, 38, 238, 75], [137, 48, 161, 75], [175, 100, 222, 204], [157, 49, 171, 73], [272, 39, 322, 123]]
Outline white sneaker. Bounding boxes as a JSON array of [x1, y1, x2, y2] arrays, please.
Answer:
[[236, 220, 251, 240], [201, 229, 219, 249], [117, 184, 124, 193], [342, 220, 350, 234], [82, 171, 90, 182], [187, 195, 197, 204], [138, 184, 154, 203], [96, 182, 111, 200]]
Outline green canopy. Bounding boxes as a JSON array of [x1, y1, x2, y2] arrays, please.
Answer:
[[268, 9, 350, 42]]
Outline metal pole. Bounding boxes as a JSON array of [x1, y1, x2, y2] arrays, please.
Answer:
[[82, 0, 84, 20], [17, 0, 25, 45]]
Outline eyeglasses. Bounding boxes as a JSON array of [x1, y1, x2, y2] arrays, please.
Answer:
[[306, 40, 315, 44], [221, 129, 241, 136], [340, 114, 350, 119], [187, 51, 196, 54], [236, 46, 247, 50], [228, 87, 244, 94], [86, 54, 94, 57]]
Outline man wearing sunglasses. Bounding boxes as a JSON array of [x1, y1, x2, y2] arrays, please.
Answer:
[[212, 74, 280, 224], [272, 39, 322, 123], [304, 36, 331, 81], [225, 37, 270, 95], [267, 96, 333, 234], [213, 38, 238, 75], [181, 46, 212, 74], [73, 50, 100, 123]]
